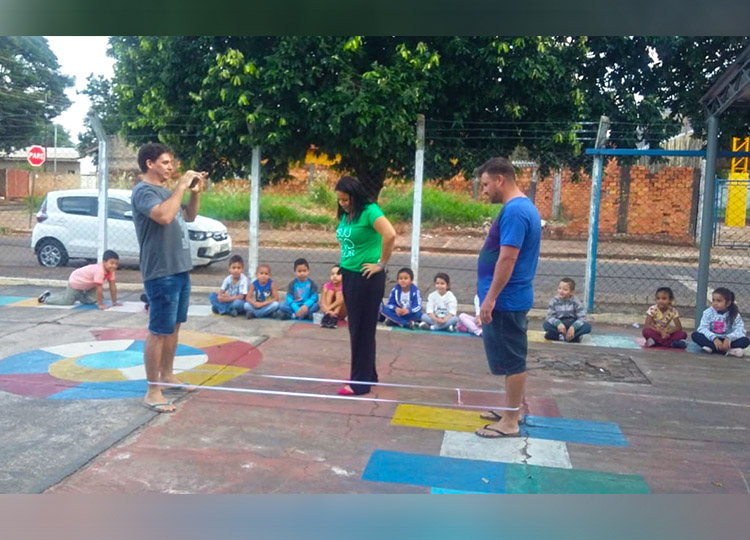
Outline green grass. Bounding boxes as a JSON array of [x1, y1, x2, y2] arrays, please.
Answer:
[[379, 186, 499, 226], [197, 184, 499, 228]]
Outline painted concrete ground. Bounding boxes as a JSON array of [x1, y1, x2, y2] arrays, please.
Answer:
[[1, 288, 749, 493]]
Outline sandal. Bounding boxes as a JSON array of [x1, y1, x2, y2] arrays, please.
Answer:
[[479, 410, 525, 424]]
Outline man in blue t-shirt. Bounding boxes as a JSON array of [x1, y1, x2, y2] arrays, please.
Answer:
[[474, 157, 541, 439]]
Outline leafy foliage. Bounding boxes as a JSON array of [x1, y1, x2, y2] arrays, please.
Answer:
[[97, 36, 750, 199], [0, 36, 73, 152]]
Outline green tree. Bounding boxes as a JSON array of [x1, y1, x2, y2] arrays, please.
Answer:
[[109, 36, 591, 198], [0, 36, 73, 152], [77, 74, 124, 158]]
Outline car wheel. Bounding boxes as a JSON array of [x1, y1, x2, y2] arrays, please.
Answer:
[[36, 238, 69, 267]]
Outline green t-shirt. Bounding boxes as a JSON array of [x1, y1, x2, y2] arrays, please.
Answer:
[[336, 203, 385, 272]]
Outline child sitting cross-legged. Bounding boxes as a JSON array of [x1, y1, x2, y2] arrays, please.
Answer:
[[691, 287, 749, 357], [380, 267, 423, 329], [419, 272, 458, 332], [278, 257, 319, 320], [642, 287, 687, 348], [243, 263, 279, 319], [543, 278, 591, 343], [209, 254, 249, 317]]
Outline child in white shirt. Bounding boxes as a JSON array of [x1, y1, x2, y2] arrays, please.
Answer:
[[419, 272, 459, 332], [458, 294, 482, 337]]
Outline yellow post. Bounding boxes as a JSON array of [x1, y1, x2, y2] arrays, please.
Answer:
[[726, 137, 749, 227]]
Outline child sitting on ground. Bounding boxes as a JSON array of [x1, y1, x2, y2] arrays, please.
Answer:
[[457, 294, 483, 337], [243, 263, 279, 319], [38, 249, 121, 310], [543, 277, 591, 343], [642, 287, 687, 348], [279, 258, 319, 320], [209, 254, 249, 317], [320, 264, 346, 328], [419, 272, 458, 332], [692, 287, 749, 357], [380, 267, 423, 329]]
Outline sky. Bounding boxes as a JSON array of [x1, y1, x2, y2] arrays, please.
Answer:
[[46, 36, 114, 144]]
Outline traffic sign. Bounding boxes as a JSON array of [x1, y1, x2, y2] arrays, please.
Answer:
[[27, 145, 46, 167]]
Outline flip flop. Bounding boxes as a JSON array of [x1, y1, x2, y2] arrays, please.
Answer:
[[163, 384, 198, 393], [479, 410, 525, 424], [143, 401, 176, 413], [475, 424, 522, 438]]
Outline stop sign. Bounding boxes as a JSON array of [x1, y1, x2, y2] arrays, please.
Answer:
[[27, 145, 46, 167]]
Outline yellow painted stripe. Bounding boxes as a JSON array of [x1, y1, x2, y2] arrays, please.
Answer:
[[48, 357, 127, 383], [177, 365, 248, 387], [177, 330, 235, 348], [391, 404, 487, 432]]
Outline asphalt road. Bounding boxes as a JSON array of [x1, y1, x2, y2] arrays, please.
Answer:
[[2, 235, 749, 313]]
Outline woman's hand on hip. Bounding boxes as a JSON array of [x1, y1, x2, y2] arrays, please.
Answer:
[[361, 263, 383, 279]]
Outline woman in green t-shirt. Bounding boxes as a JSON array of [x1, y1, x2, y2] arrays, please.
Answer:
[[334, 176, 397, 395]]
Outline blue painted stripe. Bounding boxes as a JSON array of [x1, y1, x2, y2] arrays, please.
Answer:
[[49, 380, 148, 400], [0, 350, 63, 374], [73, 303, 99, 310], [363, 450, 506, 494], [0, 296, 30, 306], [589, 334, 641, 350], [523, 415, 628, 447], [124, 340, 202, 357], [365, 451, 649, 494], [430, 487, 488, 494]]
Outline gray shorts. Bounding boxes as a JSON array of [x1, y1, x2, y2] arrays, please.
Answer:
[[481, 310, 529, 376]]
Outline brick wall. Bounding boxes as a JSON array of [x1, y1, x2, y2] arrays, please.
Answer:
[[427, 159, 700, 243]]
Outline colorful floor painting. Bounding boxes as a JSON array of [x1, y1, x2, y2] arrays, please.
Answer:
[[0, 328, 262, 400], [362, 403, 648, 494], [363, 450, 650, 494]]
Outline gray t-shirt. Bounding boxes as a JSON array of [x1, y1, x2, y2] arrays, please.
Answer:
[[131, 181, 193, 282]]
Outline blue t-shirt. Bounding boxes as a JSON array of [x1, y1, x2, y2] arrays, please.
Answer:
[[477, 197, 541, 311], [252, 279, 273, 302]]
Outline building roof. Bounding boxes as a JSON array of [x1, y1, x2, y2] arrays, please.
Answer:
[[700, 45, 750, 116], [0, 146, 81, 161]]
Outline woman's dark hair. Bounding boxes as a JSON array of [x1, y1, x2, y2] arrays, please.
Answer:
[[335, 176, 373, 223], [655, 287, 674, 302], [713, 287, 739, 327], [434, 272, 451, 289], [397, 267, 414, 280]]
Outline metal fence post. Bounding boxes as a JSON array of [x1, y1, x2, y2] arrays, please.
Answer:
[[695, 115, 720, 323], [551, 168, 562, 220], [248, 145, 261, 279], [583, 116, 609, 313], [411, 114, 425, 285], [89, 114, 109, 263]]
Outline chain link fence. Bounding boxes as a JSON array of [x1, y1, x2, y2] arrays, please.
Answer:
[[2, 123, 749, 319]]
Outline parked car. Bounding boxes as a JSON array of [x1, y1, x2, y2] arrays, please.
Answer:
[[31, 189, 232, 268]]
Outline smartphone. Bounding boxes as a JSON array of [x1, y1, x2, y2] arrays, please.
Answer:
[[189, 176, 200, 189]]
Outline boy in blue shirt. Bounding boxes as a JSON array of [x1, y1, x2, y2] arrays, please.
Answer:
[[279, 258, 320, 320]]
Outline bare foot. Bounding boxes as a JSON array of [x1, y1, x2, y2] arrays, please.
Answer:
[[475, 420, 520, 438], [144, 390, 176, 412]]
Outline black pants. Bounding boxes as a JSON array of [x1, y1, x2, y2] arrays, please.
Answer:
[[341, 268, 386, 394], [691, 331, 750, 352]]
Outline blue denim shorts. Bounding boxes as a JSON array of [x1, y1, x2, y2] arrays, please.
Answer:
[[143, 272, 191, 335], [481, 310, 529, 376]]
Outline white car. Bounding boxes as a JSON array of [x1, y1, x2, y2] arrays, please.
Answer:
[[31, 189, 232, 268]]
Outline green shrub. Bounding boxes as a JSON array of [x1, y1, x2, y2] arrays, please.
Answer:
[[380, 186, 498, 226], [309, 180, 336, 207]]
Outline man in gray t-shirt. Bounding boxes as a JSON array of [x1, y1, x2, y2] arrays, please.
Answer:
[[132, 143, 207, 413]]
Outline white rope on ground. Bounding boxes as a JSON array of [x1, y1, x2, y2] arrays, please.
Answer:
[[152, 381, 520, 412]]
